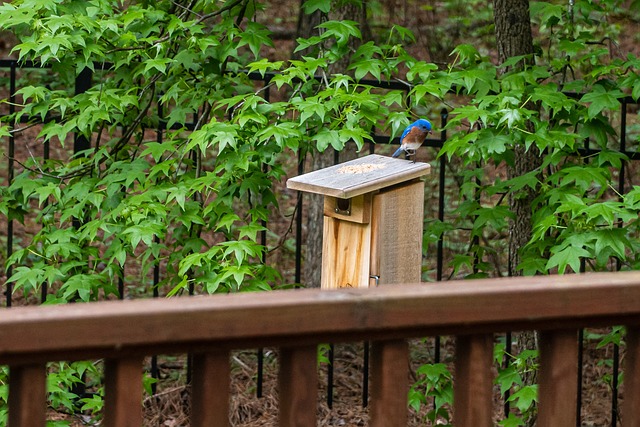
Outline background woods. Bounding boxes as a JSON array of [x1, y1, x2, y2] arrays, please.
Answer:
[[0, 0, 640, 425]]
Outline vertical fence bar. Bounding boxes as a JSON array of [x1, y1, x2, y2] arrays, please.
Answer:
[[453, 334, 493, 427], [294, 150, 304, 285], [327, 344, 334, 408], [611, 99, 627, 427], [149, 100, 166, 395], [503, 331, 512, 416], [362, 341, 369, 407], [5, 62, 16, 307], [369, 340, 409, 427], [278, 345, 317, 427], [40, 135, 50, 303], [191, 351, 231, 427], [103, 357, 143, 427], [73, 68, 92, 154], [434, 109, 448, 367], [256, 77, 272, 399], [8, 363, 46, 427], [538, 329, 579, 427]]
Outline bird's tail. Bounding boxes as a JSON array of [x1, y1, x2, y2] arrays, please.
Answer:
[[391, 147, 404, 158]]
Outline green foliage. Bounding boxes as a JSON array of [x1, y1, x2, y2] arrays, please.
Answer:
[[433, 0, 640, 279], [1, 0, 638, 423], [494, 339, 540, 426], [0, 0, 428, 420], [408, 362, 453, 425]]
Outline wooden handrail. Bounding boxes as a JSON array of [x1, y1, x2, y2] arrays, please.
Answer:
[[3, 271, 640, 426]]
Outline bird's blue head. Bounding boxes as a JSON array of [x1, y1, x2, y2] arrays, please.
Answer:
[[413, 119, 432, 133]]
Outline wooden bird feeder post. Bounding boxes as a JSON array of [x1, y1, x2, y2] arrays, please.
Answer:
[[287, 154, 431, 288], [286, 154, 431, 426]]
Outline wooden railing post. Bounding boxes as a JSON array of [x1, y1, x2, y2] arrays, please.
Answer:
[[8, 363, 46, 427], [537, 329, 579, 427], [623, 326, 640, 427], [191, 351, 231, 427], [103, 356, 143, 427], [278, 345, 317, 427], [453, 334, 494, 427], [369, 339, 409, 427]]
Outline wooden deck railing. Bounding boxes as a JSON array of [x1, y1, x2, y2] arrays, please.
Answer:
[[3, 271, 640, 426]]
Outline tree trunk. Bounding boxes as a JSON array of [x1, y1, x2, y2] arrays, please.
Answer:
[[493, 2, 540, 425], [296, 0, 368, 288], [493, 0, 540, 277]]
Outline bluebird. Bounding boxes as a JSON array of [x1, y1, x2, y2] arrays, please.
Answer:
[[391, 119, 432, 161]]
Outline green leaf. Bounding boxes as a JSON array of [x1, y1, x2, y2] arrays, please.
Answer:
[[238, 22, 273, 58], [313, 128, 340, 152], [508, 385, 538, 412], [498, 413, 525, 427], [496, 365, 522, 395], [302, 0, 331, 13], [580, 85, 624, 119], [546, 244, 591, 274], [6, 266, 45, 292], [317, 20, 361, 46]]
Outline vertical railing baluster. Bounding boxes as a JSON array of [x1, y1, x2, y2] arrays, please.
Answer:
[[278, 345, 317, 427], [538, 329, 579, 427], [191, 351, 231, 427], [622, 326, 640, 427], [8, 363, 46, 426], [453, 334, 493, 427], [369, 340, 409, 427], [103, 357, 143, 427]]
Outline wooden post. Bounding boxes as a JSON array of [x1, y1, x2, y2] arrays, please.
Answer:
[[287, 154, 429, 422], [278, 346, 318, 427], [8, 363, 46, 427], [103, 357, 143, 427], [191, 351, 231, 427], [454, 334, 494, 427], [623, 326, 640, 427], [369, 340, 409, 427], [537, 329, 579, 427]]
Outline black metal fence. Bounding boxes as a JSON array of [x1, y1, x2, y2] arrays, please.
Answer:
[[1, 58, 639, 425]]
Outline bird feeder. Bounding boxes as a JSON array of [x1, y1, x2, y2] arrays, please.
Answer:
[[287, 154, 430, 289]]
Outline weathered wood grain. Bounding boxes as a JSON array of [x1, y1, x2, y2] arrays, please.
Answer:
[[278, 345, 317, 427], [454, 334, 494, 427], [537, 329, 579, 426], [323, 193, 372, 224], [622, 326, 640, 427], [369, 340, 409, 427], [103, 356, 143, 427], [286, 154, 430, 199], [321, 216, 371, 289], [8, 364, 45, 427], [370, 180, 424, 285], [0, 272, 640, 364], [191, 351, 230, 427]]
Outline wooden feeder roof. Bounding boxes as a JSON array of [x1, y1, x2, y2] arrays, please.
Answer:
[[286, 154, 431, 199]]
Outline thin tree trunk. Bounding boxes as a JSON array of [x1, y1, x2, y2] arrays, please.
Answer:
[[493, 2, 540, 425], [493, 0, 540, 277], [296, 0, 368, 287]]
